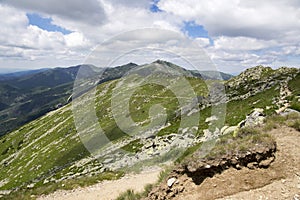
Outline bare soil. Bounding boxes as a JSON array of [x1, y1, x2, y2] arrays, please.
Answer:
[[38, 168, 161, 200], [173, 126, 300, 200]]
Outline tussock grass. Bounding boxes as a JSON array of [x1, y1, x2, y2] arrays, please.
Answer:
[[206, 127, 275, 159], [263, 112, 300, 131]]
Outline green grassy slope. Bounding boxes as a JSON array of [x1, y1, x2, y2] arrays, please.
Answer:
[[0, 66, 299, 198]]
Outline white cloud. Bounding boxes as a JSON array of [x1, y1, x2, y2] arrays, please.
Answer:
[[65, 32, 91, 48], [3, 0, 106, 26], [0, 4, 93, 69], [195, 38, 210, 48], [158, 0, 300, 40], [214, 36, 277, 51], [156, 0, 300, 72], [0, 0, 299, 73]]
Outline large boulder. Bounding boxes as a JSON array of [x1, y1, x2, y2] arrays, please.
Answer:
[[239, 108, 265, 128]]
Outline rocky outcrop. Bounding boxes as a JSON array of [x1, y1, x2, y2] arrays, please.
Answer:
[[201, 108, 266, 140], [238, 108, 265, 128], [226, 66, 299, 102]]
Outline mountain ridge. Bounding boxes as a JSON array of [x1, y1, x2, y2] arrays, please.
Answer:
[[0, 61, 233, 136]]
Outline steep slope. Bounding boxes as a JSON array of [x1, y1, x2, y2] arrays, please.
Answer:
[[0, 65, 94, 136], [0, 65, 299, 199], [0, 60, 227, 137], [0, 63, 139, 136]]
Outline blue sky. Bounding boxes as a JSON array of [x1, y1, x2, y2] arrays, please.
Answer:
[[27, 13, 72, 35], [26, 11, 213, 44], [150, 0, 162, 12]]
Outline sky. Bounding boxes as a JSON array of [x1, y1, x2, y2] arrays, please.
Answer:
[[1, 0, 300, 74]]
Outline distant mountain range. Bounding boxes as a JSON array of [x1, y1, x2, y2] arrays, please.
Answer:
[[0, 65, 94, 136], [0, 68, 49, 81], [0, 61, 233, 136]]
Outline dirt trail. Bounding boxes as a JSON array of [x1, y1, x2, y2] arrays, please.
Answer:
[[38, 126, 299, 200], [38, 168, 161, 200], [173, 126, 300, 200]]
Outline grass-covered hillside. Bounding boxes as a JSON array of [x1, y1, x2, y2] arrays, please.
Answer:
[[0, 63, 139, 137], [0, 63, 299, 199]]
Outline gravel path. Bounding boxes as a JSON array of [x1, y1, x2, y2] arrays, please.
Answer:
[[38, 168, 161, 200]]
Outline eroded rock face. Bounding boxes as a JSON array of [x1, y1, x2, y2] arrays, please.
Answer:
[[146, 141, 276, 200]]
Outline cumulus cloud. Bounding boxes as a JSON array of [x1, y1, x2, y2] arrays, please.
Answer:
[[158, 0, 300, 40], [3, 0, 106, 26], [0, 0, 299, 73], [0, 4, 93, 69], [214, 36, 277, 51], [86, 28, 215, 71], [156, 0, 300, 71]]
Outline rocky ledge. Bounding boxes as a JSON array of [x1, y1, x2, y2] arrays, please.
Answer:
[[146, 135, 276, 200]]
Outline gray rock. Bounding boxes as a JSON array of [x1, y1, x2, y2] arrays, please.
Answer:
[[103, 158, 114, 164], [239, 108, 265, 128], [280, 108, 300, 116], [27, 183, 35, 189], [205, 115, 218, 123], [222, 126, 238, 135]]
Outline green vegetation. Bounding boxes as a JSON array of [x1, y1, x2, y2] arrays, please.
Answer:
[[116, 189, 142, 200], [175, 142, 202, 163], [121, 139, 143, 153], [288, 71, 300, 111], [263, 112, 300, 131], [205, 126, 275, 159], [0, 65, 299, 199], [115, 167, 173, 200], [225, 86, 279, 126]]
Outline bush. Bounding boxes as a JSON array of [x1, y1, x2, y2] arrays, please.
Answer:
[[116, 189, 142, 200], [236, 127, 260, 138], [289, 120, 300, 131]]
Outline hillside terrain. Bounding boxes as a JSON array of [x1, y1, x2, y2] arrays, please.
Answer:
[[0, 63, 139, 136], [0, 65, 90, 136], [0, 62, 299, 199], [0, 61, 230, 136]]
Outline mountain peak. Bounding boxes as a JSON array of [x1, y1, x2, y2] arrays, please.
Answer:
[[152, 59, 173, 65]]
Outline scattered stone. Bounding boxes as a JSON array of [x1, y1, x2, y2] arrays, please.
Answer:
[[235, 164, 242, 170], [222, 126, 238, 135], [247, 162, 258, 169], [27, 183, 35, 189], [103, 158, 114, 164], [0, 190, 11, 195], [240, 108, 265, 128], [204, 164, 211, 169], [167, 178, 177, 187], [259, 157, 275, 168], [205, 115, 218, 123], [280, 108, 300, 117]]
